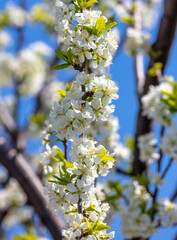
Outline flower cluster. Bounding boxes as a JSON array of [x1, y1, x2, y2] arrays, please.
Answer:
[[160, 127, 177, 162], [138, 133, 159, 164], [101, 0, 161, 55], [41, 0, 118, 239], [0, 178, 27, 211], [50, 73, 118, 140], [124, 27, 150, 56], [0, 2, 27, 27], [86, 116, 131, 164], [118, 181, 158, 239], [158, 198, 177, 226], [142, 81, 173, 127], [0, 30, 12, 50], [0, 41, 52, 95], [54, 0, 117, 71]]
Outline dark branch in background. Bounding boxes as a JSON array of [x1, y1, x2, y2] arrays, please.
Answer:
[[35, 55, 58, 114], [0, 103, 17, 139], [133, 0, 177, 176], [0, 138, 63, 240]]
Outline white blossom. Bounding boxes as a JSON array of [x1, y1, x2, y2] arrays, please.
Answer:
[[138, 133, 159, 163]]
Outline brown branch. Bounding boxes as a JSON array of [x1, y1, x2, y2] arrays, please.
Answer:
[[133, 0, 177, 176], [116, 168, 133, 176], [171, 181, 177, 202], [0, 104, 17, 140], [0, 209, 8, 227], [0, 138, 63, 240]]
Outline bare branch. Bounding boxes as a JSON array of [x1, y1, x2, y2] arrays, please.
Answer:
[[0, 104, 17, 139], [0, 138, 63, 240]]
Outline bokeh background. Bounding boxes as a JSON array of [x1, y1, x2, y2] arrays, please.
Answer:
[[0, 0, 177, 239]]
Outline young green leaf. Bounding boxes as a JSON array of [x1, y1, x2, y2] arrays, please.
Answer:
[[95, 16, 106, 36], [57, 90, 66, 98], [67, 49, 75, 64], [14, 234, 38, 240], [51, 63, 71, 70], [85, 0, 98, 8], [55, 50, 69, 62], [104, 21, 117, 31]]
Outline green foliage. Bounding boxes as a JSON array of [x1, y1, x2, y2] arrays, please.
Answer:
[[148, 68, 157, 77], [51, 63, 71, 70], [0, 12, 9, 27], [66, 82, 72, 91], [30, 113, 45, 127], [121, 16, 134, 25], [31, 5, 55, 30], [139, 201, 147, 213], [149, 48, 162, 58], [147, 203, 159, 217], [126, 136, 135, 151], [108, 181, 123, 197], [81, 17, 117, 37], [148, 62, 163, 77], [85, 0, 98, 8], [97, 146, 116, 162], [94, 16, 106, 36], [84, 218, 110, 235], [55, 50, 69, 62], [54, 148, 65, 162], [14, 234, 38, 240], [50, 160, 76, 186], [74, 0, 98, 9], [52, 49, 76, 70], [85, 203, 100, 214], [134, 173, 150, 189], [57, 90, 66, 98], [104, 22, 117, 31]]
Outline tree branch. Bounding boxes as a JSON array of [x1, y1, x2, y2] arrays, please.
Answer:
[[0, 138, 63, 240], [133, 0, 177, 175]]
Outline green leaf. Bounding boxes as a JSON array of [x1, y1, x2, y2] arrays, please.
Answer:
[[14, 234, 38, 240], [94, 223, 111, 232], [108, 181, 123, 197], [147, 203, 159, 217], [85, 0, 98, 8], [148, 68, 156, 77], [80, 24, 93, 35], [95, 16, 106, 36], [139, 201, 147, 213], [92, 219, 110, 232], [67, 49, 75, 64], [30, 113, 45, 127], [55, 50, 69, 62], [51, 160, 75, 186], [51, 63, 71, 70], [134, 173, 150, 189], [85, 203, 100, 214], [149, 48, 162, 57], [75, 0, 85, 8], [104, 22, 117, 31], [121, 16, 134, 25], [126, 136, 135, 151], [97, 147, 116, 162], [0, 12, 9, 27], [57, 90, 66, 98], [55, 148, 65, 162], [66, 82, 72, 91], [154, 62, 163, 70]]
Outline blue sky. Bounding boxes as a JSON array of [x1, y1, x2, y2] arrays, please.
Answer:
[[1, 0, 177, 239]]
